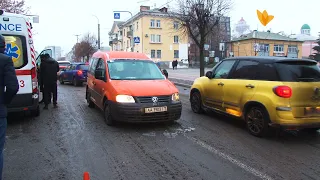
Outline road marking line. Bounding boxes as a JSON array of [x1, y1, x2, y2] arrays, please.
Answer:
[[185, 135, 273, 180]]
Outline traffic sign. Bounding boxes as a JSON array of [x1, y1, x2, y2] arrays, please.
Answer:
[[114, 13, 120, 19], [134, 37, 140, 44]]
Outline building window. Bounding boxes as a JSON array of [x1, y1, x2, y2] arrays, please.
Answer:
[[150, 19, 155, 27], [136, 22, 139, 30], [288, 45, 297, 53], [274, 44, 284, 52], [151, 50, 155, 58], [150, 34, 161, 43], [174, 50, 179, 58], [123, 29, 126, 36], [157, 50, 161, 58], [127, 40, 129, 48], [156, 20, 161, 28], [174, 36, 179, 43], [173, 21, 179, 29], [260, 44, 269, 52]]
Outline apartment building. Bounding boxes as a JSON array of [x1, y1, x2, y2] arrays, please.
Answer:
[[109, 6, 189, 62], [228, 31, 304, 58]]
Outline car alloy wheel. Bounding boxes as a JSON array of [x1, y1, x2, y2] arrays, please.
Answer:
[[191, 92, 203, 113], [246, 107, 269, 137]]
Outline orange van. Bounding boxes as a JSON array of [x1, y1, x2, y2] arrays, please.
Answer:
[[86, 51, 182, 125]]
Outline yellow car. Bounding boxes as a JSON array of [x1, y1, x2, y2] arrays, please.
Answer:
[[190, 56, 320, 137]]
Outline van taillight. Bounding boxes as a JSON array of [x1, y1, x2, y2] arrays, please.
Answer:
[[77, 70, 83, 75], [31, 67, 36, 79], [31, 67, 38, 93], [273, 86, 292, 98]]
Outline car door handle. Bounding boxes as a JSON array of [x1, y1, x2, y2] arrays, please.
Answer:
[[218, 82, 224, 86], [246, 84, 255, 88]]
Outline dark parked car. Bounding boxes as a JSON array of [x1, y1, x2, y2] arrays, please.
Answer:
[[59, 63, 88, 86]]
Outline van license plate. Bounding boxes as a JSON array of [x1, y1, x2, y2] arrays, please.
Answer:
[[145, 106, 167, 113], [304, 107, 320, 116]]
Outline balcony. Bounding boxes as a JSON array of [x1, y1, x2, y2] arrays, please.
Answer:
[[127, 30, 133, 37], [112, 37, 119, 44]]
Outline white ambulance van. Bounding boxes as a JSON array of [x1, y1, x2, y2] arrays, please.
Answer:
[[0, 10, 51, 116]]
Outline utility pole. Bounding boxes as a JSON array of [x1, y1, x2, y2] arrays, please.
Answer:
[[92, 15, 101, 49], [75, 34, 81, 43]]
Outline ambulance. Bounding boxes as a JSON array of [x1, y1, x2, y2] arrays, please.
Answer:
[[0, 10, 50, 116]]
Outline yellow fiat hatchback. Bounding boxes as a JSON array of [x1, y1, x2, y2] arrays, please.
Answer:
[[190, 56, 320, 137]]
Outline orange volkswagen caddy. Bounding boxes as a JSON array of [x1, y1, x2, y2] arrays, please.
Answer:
[[86, 51, 182, 125]]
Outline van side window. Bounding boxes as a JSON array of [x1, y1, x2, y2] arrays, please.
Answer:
[[89, 58, 98, 74], [95, 59, 106, 77], [96, 59, 105, 70]]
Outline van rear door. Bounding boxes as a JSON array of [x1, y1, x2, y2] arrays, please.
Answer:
[[3, 34, 31, 94]]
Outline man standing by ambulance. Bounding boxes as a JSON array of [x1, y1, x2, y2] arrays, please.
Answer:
[[0, 34, 19, 179], [41, 53, 59, 109]]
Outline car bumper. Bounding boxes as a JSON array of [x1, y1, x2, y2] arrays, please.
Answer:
[[7, 93, 39, 112], [109, 101, 182, 123], [272, 109, 320, 129], [76, 77, 87, 82]]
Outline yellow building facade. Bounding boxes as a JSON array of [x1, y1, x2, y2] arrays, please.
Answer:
[[109, 6, 188, 62], [229, 31, 304, 58]]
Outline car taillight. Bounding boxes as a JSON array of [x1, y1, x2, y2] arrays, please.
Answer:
[[77, 70, 83, 75], [273, 86, 292, 98], [31, 67, 38, 93]]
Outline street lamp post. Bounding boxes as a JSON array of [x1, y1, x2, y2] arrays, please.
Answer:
[[92, 15, 101, 49], [113, 11, 133, 52]]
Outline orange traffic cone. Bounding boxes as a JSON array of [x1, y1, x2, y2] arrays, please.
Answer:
[[83, 172, 90, 180]]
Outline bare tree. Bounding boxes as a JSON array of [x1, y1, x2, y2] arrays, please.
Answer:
[[170, 0, 232, 76], [73, 33, 97, 62], [0, 0, 29, 14]]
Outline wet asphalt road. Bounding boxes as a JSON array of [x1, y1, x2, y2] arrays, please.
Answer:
[[3, 84, 320, 180]]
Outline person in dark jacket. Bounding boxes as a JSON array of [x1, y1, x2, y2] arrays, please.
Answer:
[[0, 34, 19, 179], [40, 54, 59, 109], [38, 55, 52, 104]]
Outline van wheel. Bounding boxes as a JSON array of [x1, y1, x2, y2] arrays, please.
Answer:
[[104, 101, 114, 126], [246, 106, 270, 137], [190, 91, 204, 114], [59, 77, 64, 84], [86, 91, 95, 108], [31, 105, 40, 117]]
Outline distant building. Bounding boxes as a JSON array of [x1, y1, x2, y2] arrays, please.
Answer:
[[45, 46, 62, 60], [233, 17, 250, 38], [188, 16, 231, 65], [109, 6, 189, 64], [228, 30, 304, 58], [289, 24, 318, 58]]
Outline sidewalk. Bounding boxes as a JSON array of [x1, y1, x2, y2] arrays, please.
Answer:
[[166, 68, 211, 88]]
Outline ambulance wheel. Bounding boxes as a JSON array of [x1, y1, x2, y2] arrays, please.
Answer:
[[59, 77, 64, 84], [31, 105, 40, 117]]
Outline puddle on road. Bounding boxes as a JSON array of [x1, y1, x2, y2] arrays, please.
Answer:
[[142, 127, 195, 139]]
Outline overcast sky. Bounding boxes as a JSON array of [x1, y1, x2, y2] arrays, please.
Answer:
[[25, 0, 319, 55]]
